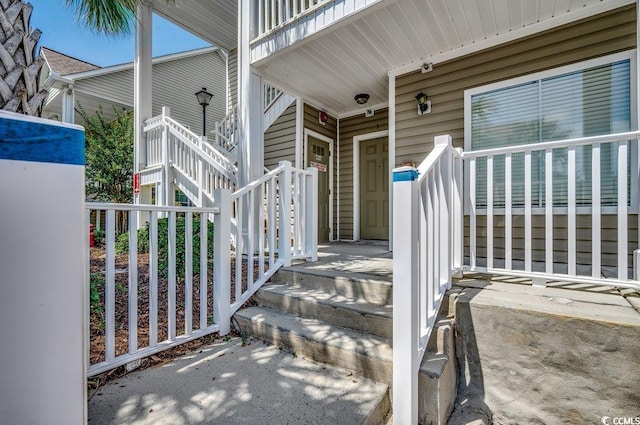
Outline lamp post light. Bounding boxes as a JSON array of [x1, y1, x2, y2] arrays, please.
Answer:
[[195, 87, 213, 136]]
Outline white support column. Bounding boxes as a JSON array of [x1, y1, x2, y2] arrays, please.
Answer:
[[61, 85, 75, 124], [134, 3, 153, 211], [239, 0, 264, 253], [388, 73, 396, 248], [392, 166, 419, 425], [295, 97, 304, 169], [238, 0, 264, 185]]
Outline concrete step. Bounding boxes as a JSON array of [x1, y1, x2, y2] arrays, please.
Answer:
[[255, 283, 393, 338], [234, 305, 456, 392], [273, 268, 392, 306], [234, 305, 394, 384]]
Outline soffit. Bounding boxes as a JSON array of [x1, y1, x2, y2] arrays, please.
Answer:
[[254, 0, 633, 115], [151, 0, 237, 51]]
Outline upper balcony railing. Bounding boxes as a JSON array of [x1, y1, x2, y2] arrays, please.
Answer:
[[257, 0, 330, 35]]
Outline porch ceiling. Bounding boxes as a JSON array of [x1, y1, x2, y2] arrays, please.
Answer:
[[254, 0, 633, 116], [151, 0, 237, 51]]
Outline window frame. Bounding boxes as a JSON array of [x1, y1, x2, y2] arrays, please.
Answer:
[[463, 49, 638, 215]]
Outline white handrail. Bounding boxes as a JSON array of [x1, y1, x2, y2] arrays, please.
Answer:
[[392, 135, 463, 425], [462, 130, 640, 159], [86, 160, 318, 377], [464, 130, 640, 287], [213, 105, 238, 156], [144, 107, 238, 208], [264, 82, 283, 111]]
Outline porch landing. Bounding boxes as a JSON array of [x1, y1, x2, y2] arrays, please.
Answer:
[[296, 241, 393, 278]]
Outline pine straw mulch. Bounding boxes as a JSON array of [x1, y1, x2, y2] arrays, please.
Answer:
[[88, 247, 265, 393]]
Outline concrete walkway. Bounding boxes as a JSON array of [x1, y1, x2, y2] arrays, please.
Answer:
[[88, 337, 388, 425]]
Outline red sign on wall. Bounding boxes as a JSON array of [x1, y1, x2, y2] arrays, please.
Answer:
[[133, 173, 140, 194]]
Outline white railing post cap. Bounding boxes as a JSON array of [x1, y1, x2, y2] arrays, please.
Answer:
[[434, 134, 452, 147], [393, 166, 419, 183]]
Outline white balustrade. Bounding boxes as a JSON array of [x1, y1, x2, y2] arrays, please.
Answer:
[[144, 107, 237, 207], [463, 130, 640, 289], [213, 105, 239, 157], [86, 161, 317, 377], [392, 135, 462, 425], [263, 82, 282, 111], [258, 0, 330, 35]]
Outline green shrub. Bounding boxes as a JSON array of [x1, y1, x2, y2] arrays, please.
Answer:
[[93, 229, 105, 246], [115, 226, 148, 254], [89, 273, 104, 314], [115, 216, 214, 279]]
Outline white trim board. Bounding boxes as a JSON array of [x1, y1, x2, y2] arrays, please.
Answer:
[[353, 129, 389, 241], [304, 128, 335, 241]]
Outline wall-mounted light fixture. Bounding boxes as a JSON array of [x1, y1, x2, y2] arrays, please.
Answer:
[[415, 91, 431, 115], [354, 93, 370, 105]]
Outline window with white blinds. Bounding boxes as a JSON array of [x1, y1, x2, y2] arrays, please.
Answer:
[[468, 55, 632, 208]]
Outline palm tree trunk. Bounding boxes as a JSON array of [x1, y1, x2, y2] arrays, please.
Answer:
[[0, 0, 47, 116]]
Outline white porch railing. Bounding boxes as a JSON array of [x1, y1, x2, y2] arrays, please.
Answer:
[[464, 130, 640, 289], [392, 135, 463, 425], [393, 131, 640, 423], [264, 82, 282, 111], [258, 0, 330, 35], [144, 107, 237, 207], [213, 105, 239, 158], [86, 161, 317, 377]]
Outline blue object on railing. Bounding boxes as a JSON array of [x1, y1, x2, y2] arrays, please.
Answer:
[[392, 167, 419, 182], [0, 113, 85, 166]]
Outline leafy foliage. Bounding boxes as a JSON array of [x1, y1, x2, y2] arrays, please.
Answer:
[[65, 0, 174, 36], [116, 216, 214, 279], [80, 105, 134, 204]]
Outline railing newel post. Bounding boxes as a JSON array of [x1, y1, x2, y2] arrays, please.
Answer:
[[213, 188, 231, 335], [392, 165, 420, 425], [278, 161, 293, 267], [453, 147, 464, 276]]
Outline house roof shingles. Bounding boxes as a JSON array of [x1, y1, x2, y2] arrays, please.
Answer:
[[41, 47, 100, 75]]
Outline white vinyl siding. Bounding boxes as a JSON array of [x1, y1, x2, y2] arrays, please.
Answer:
[[466, 53, 634, 209]]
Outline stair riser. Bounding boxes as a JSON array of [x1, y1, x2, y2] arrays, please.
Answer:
[[235, 315, 392, 384], [273, 269, 392, 306], [255, 290, 392, 338]]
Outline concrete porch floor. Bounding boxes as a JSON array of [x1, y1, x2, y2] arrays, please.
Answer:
[[88, 242, 640, 425], [291, 241, 393, 279]]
